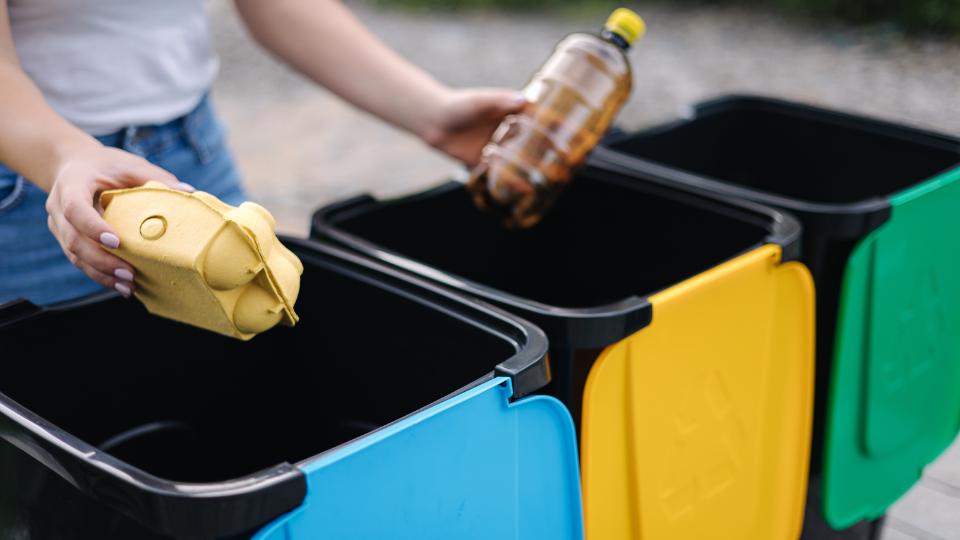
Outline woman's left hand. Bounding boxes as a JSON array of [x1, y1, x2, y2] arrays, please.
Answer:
[[422, 88, 527, 167]]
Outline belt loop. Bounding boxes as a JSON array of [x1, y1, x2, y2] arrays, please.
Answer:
[[121, 126, 138, 152], [182, 95, 214, 165]]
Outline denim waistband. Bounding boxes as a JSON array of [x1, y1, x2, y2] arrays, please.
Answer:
[[95, 93, 217, 161], [0, 93, 217, 183]]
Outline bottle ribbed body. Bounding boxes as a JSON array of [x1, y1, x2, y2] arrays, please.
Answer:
[[468, 32, 632, 228]]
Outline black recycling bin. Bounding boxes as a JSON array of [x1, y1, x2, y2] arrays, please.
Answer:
[[0, 239, 584, 540], [595, 94, 960, 538], [312, 170, 818, 540]]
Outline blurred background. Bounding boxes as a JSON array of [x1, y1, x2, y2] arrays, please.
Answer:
[[209, 1, 959, 537], [210, 0, 960, 234]]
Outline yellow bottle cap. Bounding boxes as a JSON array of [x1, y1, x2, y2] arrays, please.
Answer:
[[604, 8, 646, 46]]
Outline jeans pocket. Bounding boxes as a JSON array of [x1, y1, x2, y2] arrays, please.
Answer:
[[0, 174, 26, 215]]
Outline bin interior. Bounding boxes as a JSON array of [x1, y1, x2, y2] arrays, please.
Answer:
[[0, 254, 513, 484], [330, 179, 768, 308], [607, 103, 960, 204]]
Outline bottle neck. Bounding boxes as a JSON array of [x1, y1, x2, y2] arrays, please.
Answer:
[[601, 29, 630, 50]]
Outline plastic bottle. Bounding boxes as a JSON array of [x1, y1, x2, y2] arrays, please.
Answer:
[[467, 8, 645, 228]]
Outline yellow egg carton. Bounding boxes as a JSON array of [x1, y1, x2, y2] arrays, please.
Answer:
[[100, 182, 302, 340]]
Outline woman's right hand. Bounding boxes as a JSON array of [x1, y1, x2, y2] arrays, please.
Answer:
[[45, 145, 195, 298]]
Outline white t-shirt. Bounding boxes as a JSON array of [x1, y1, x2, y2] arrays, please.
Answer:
[[7, 0, 218, 135]]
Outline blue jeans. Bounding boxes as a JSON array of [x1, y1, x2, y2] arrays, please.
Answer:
[[0, 95, 250, 306]]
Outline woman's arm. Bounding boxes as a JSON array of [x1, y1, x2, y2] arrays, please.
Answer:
[[234, 0, 524, 165], [0, 2, 98, 191], [0, 0, 189, 296]]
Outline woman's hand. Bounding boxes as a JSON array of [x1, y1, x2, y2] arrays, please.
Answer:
[[422, 88, 527, 167], [45, 145, 194, 297]]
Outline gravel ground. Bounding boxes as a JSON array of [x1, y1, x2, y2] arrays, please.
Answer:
[[208, 2, 960, 537]]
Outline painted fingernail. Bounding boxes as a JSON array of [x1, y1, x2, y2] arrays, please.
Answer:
[[176, 182, 196, 193], [115, 282, 132, 298], [114, 268, 134, 282], [100, 232, 120, 249]]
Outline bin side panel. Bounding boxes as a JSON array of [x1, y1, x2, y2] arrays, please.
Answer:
[[824, 167, 960, 528], [0, 438, 170, 540], [252, 377, 583, 540], [580, 245, 814, 540]]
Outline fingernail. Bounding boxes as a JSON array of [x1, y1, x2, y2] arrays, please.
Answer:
[[100, 232, 120, 249], [114, 268, 134, 281], [176, 182, 196, 193], [511, 92, 528, 106], [115, 282, 132, 298]]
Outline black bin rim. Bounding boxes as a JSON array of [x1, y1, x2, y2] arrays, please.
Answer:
[[0, 238, 550, 539], [598, 94, 960, 223], [311, 172, 801, 345]]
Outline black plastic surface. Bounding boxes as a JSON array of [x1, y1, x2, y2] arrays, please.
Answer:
[[603, 94, 960, 206], [0, 239, 549, 539], [312, 171, 795, 424], [315, 176, 792, 313]]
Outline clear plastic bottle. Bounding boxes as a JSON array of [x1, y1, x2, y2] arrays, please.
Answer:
[[467, 8, 644, 228]]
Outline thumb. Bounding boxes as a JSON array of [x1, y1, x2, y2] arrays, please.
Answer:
[[471, 89, 528, 119], [113, 152, 195, 193]]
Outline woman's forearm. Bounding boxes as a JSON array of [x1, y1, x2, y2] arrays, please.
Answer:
[[0, 60, 100, 191], [235, 0, 449, 140], [0, 5, 99, 191]]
